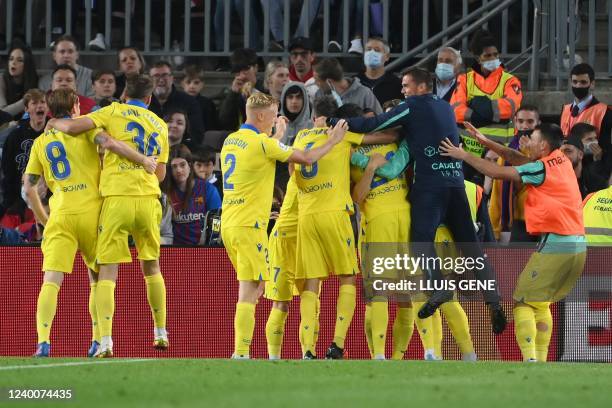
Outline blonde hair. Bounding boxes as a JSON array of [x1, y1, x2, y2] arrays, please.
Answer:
[[246, 93, 278, 109], [264, 61, 288, 85]]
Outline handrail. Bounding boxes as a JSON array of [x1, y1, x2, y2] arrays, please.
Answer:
[[386, 0, 519, 72]]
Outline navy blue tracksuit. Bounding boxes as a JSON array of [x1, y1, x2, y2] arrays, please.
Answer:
[[330, 94, 500, 303]]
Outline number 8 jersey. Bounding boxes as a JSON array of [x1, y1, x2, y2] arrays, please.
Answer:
[[25, 127, 102, 215], [87, 101, 169, 197]]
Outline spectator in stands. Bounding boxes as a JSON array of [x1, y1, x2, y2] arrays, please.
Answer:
[[50, 65, 96, 115], [181, 65, 219, 131], [489, 105, 541, 243], [114, 47, 146, 99], [279, 81, 312, 146], [192, 147, 223, 197], [263, 0, 321, 51], [433, 47, 461, 103], [450, 29, 522, 182], [287, 37, 318, 101], [159, 193, 174, 245], [38, 35, 95, 98], [214, 0, 261, 50], [314, 57, 382, 113], [149, 61, 205, 146], [0, 44, 38, 118], [328, 0, 367, 54], [218, 48, 263, 131], [264, 61, 290, 101], [0, 89, 47, 219], [164, 110, 193, 149], [162, 144, 221, 245], [356, 37, 402, 106], [560, 63, 612, 169], [561, 123, 610, 198], [91, 69, 118, 109]]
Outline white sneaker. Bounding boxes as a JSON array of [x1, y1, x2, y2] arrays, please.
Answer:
[[348, 38, 363, 54], [373, 354, 386, 360], [89, 33, 106, 51], [525, 358, 538, 363], [424, 349, 437, 361], [172, 41, 184, 67], [462, 352, 477, 361], [94, 336, 114, 358], [268, 355, 280, 360], [231, 353, 250, 360], [328, 40, 342, 53]]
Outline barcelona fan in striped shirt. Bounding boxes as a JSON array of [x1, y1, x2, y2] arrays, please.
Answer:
[[163, 144, 221, 245]]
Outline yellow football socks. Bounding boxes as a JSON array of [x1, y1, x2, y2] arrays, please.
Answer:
[[514, 304, 537, 361], [144, 273, 167, 330], [333, 284, 356, 349], [432, 309, 443, 358], [36, 281, 60, 343], [534, 302, 553, 362], [413, 301, 435, 355], [89, 283, 100, 342], [96, 280, 116, 338], [266, 307, 288, 359], [234, 302, 256, 356], [364, 303, 373, 357], [392, 306, 414, 360], [299, 290, 318, 354], [371, 300, 389, 358], [441, 302, 474, 355]]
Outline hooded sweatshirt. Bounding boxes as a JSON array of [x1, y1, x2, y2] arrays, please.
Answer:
[[314, 77, 382, 114], [280, 81, 313, 146]]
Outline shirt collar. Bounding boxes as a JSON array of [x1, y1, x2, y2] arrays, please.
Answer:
[[240, 123, 261, 134], [573, 94, 593, 113], [126, 99, 149, 109]]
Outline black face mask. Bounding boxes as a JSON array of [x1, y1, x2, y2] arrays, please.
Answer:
[[572, 86, 590, 100], [516, 129, 534, 138]]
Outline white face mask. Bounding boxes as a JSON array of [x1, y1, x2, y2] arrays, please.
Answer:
[[363, 50, 384, 69], [482, 58, 501, 72], [435, 63, 455, 81], [327, 80, 343, 107]]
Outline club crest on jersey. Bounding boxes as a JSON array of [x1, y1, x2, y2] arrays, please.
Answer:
[[256, 243, 263, 252]]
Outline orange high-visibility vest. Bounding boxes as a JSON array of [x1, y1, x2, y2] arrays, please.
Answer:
[[560, 102, 608, 137]]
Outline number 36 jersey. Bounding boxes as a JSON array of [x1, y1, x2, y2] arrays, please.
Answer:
[[25, 127, 102, 215], [88, 101, 169, 197]]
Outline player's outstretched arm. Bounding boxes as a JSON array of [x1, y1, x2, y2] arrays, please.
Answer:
[[94, 131, 157, 174], [23, 173, 48, 225], [351, 153, 387, 205], [328, 103, 410, 134], [289, 120, 348, 165], [464, 122, 531, 166], [47, 117, 96, 135], [439, 138, 522, 183], [361, 129, 398, 145]]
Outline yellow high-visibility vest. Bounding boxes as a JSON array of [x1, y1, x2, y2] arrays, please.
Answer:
[[583, 186, 612, 245]]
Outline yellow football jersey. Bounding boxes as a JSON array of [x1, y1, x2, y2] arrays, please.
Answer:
[[25, 128, 102, 215], [87, 101, 169, 197], [274, 174, 298, 232], [221, 125, 294, 229], [294, 128, 363, 216], [350, 143, 410, 222]]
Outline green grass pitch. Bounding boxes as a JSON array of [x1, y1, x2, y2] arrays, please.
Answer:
[[1, 358, 611, 408]]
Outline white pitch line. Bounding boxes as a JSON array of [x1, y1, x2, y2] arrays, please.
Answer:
[[0, 359, 159, 371]]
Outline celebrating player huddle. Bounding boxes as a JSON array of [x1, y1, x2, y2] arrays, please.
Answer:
[[26, 75, 170, 358]]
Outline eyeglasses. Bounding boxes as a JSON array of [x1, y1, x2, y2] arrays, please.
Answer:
[[290, 51, 310, 59]]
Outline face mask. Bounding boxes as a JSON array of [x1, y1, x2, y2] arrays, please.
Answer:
[[572, 86, 590, 101], [482, 58, 501, 72], [435, 63, 455, 81], [583, 141, 596, 155], [516, 129, 533, 138], [363, 50, 384, 69], [327, 80, 343, 107]]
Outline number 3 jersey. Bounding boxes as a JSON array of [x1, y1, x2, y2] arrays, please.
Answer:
[[25, 127, 102, 215], [220, 125, 294, 229], [293, 128, 363, 216], [88, 101, 169, 197]]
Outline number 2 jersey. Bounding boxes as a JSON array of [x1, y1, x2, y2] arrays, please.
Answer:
[[87, 100, 169, 197], [25, 127, 102, 215], [293, 128, 363, 216], [220, 125, 294, 229]]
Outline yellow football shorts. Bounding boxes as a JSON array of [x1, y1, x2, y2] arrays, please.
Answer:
[[42, 203, 102, 273], [513, 250, 586, 304], [265, 225, 300, 301], [222, 226, 269, 281], [96, 196, 162, 264], [296, 211, 359, 279]]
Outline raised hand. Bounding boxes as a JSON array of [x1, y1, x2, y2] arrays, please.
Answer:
[[328, 119, 348, 145], [464, 121, 489, 144], [271, 116, 288, 140], [439, 137, 467, 160]]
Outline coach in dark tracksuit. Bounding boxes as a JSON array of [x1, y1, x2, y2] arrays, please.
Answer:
[[328, 67, 506, 334]]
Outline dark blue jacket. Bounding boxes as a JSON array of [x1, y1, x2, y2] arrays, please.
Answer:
[[330, 94, 464, 190]]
